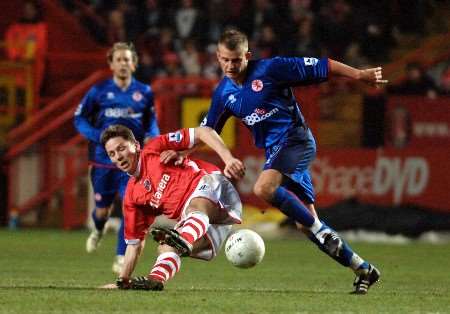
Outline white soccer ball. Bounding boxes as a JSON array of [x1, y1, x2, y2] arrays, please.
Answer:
[[224, 229, 265, 268]]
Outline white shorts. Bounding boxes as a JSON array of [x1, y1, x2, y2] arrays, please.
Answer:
[[177, 173, 242, 260]]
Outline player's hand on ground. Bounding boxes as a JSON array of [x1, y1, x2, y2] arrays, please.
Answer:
[[160, 150, 184, 165], [359, 67, 388, 87], [224, 157, 245, 180], [98, 283, 118, 289]]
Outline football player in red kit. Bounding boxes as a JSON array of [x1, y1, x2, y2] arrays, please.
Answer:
[[99, 124, 245, 290]]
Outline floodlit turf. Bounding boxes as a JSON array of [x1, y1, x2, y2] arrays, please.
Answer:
[[1, 229, 450, 313]]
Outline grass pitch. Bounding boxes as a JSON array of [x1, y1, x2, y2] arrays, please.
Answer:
[[1, 229, 449, 313]]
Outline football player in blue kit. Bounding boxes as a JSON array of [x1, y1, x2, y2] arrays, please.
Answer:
[[74, 42, 160, 274], [202, 29, 388, 294]]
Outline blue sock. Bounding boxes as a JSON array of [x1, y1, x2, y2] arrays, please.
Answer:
[[271, 187, 315, 227], [92, 209, 107, 231], [308, 221, 365, 270], [116, 218, 127, 256]]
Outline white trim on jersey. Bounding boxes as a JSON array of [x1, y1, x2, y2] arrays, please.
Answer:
[[188, 128, 195, 148], [125, 239, 140, 245]]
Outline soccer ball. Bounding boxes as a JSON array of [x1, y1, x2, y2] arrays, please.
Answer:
[[224, 229, 265, 268]]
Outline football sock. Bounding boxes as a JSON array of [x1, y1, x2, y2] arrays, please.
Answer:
[[307, 221, 367, 271], [116, 218, 127, 256], [148, 252, 181, 283], [271, 187, 315, 227], [91, 208, 107, 231], [178, 211, 210, 246]]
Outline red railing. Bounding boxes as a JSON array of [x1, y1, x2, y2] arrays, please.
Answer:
[[6, 69, 110, 228]]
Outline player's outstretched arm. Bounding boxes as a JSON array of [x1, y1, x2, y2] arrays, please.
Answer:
[[194, 126, 245, 180], [329, 59, 388, 86]]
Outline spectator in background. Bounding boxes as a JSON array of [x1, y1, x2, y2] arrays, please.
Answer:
[[439, 64, 450, 95], [158, 51, 183, 77], [141, 0, 165, 37], [204, 0, 230, 44], [173, 0, 205, 44], [286, 15, 322, 57], [240, 0, 280, 44], [202, 44, 221, 80], [134, 49, 157, 83], [106, 8, 126, 44], [388, 62, 439, 99], [5, 0, 48, 94], [179, 39, 202, 76], [317, 0, 355, 60], [254, 24, 279, 58]]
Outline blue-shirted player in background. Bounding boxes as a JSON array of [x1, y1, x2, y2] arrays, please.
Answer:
[[202, 29, 388, 294], [74, 42, 160, 274]]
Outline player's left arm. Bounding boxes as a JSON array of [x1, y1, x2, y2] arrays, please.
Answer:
[[143, 86, 160, 144], [328, 59, 388, 86], [116, 240, 145, 288], [193, 126, 245, 180]]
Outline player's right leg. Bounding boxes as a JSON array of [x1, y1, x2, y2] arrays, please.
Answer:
[[86, 205, 112, 253], [86, 166, 116, 253]]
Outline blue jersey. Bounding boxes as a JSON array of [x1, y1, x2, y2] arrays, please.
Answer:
[[74, 77, 160, 165], [202, 57, 329, 149]]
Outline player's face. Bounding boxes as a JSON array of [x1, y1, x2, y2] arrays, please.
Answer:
[[109, 49, 136, 80], [105, 137, 139, 174], [217, 44, 251, 83]]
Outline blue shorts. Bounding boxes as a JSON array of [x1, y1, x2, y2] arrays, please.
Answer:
[[90, 166, 129, 208], [263, 128, 316, 204]]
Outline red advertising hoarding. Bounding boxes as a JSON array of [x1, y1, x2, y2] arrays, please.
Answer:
[[386, 96, 450, 148], [233, 147, 450, 213]]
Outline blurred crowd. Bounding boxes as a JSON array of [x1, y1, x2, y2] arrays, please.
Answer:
[[57, 0, 442, 82], [3, 0, 450, 96]]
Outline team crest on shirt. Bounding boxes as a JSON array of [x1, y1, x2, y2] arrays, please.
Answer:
[[94, 193, 102, 201], [107, 92, 115, 99], [168, 131, 183, 142], [251, 79, 264, 92], [132, 91, 143, 102], [143, 179, 152, 192]]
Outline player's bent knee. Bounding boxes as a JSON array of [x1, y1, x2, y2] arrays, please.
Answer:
[[253, 182, 276, 201], [94, 206, 111, 219]]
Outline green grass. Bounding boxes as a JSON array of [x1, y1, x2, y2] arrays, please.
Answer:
[[1, 229, 450, 313]]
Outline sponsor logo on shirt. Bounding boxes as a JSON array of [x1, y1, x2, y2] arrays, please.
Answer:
[[242, 107, 279, 126], [143, 179, 152, 192], [251, 79, 264, 92], [104, 107, 142, 119], [304, 57, 319, 66], [149, 174, 171, 208], [132, 91, 143, 102], [168, 131, 183, 142]]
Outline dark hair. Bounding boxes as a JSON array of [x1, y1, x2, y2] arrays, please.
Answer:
[[219, 28, 248, 51], [100, 124, 136, 147], [107, 42, 138, 65]]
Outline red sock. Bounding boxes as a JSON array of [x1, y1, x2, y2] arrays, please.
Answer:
[[148, 252, 181, 283], [178, 211, 210, 246]]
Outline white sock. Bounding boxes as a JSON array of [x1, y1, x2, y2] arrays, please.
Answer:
[[309, 218, 323, 234]]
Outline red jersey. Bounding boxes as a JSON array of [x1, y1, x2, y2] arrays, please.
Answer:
[[123, 128, 220, 243]]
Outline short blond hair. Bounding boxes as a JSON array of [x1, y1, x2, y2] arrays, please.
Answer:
[[219, 28, 248, 51], [107, 42, 138, 65]]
